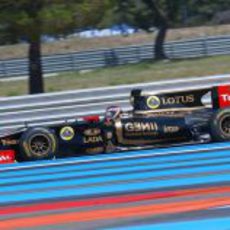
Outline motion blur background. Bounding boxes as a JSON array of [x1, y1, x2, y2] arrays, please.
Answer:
[[0, 0, 230, 96]]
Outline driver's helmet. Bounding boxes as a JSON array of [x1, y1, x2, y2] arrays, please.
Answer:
[[105, 106, 121, 122]]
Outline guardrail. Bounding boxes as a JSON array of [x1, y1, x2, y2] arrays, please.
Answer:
[[0, 74, 229, 133], [1, 35, 230, 78]]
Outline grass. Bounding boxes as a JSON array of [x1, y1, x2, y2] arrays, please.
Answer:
[[0, 55, 229, 97], [1, 24, 230, 59]]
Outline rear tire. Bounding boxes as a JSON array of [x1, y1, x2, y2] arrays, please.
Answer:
[[210, 108, 230, 142], [19, 127, 57, 161]]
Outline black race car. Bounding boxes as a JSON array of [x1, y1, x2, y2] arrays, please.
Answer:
[[0, 84, 230, 163]]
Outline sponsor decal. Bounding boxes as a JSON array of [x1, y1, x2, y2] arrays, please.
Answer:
[[83, 128, 103, 144], [125, 122, 158, 132], [60, 126, 75, 141], [1, 139, 18, 146], [218, 85, 230, 108], [163, 126, 180, 133], [146, 95, 195, 110], [83, 136, 103, 144], [147, 96, 161, 109], [161, 95, 194, 105], [0, 150, 15, 164], [84, 128, 101, 136]]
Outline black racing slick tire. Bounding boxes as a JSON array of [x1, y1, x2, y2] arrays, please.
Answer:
[[210, 108, 230, 142], [19, 127, 57, 161]]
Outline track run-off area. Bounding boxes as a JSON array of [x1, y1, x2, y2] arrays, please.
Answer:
[[0, 142, 230, 229]]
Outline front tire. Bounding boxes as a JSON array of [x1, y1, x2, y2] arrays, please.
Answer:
[[210, 108, 230, 142], [19, 127, 57, 161]]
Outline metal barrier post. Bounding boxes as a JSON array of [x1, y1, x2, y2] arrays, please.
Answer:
[[0, 61, 7, 78], [202, 37, 208, 56], [71, 53, 76, 71]]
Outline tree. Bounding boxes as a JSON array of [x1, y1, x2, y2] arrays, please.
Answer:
[[187, 0, 230, 25], [0, 0, 110, 94], [113, 0, 182, 60]]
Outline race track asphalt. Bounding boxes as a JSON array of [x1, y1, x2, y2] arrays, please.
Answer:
[[0, 142, 230, 230]]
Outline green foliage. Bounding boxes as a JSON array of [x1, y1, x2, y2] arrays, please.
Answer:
[[189, 0, 230, 17], [183, 0, 230, 25], [0, 0, 111, 43], [106, 0, 230, 30], [110, 0, 183, 31]]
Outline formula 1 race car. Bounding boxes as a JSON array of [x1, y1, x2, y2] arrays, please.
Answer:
[[0, 84, 230, 163]]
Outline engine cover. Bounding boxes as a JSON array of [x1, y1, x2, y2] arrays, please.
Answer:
[[114, 116, 192, 146]]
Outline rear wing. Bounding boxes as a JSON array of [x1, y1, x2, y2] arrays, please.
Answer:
[[212, 85, 230, 109], [131, 84, 230, 113]]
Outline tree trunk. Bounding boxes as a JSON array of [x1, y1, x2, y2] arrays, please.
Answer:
[[154, 24, 168, 60], [28, 33, 44, 94], [141, 0, 169, 60]]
